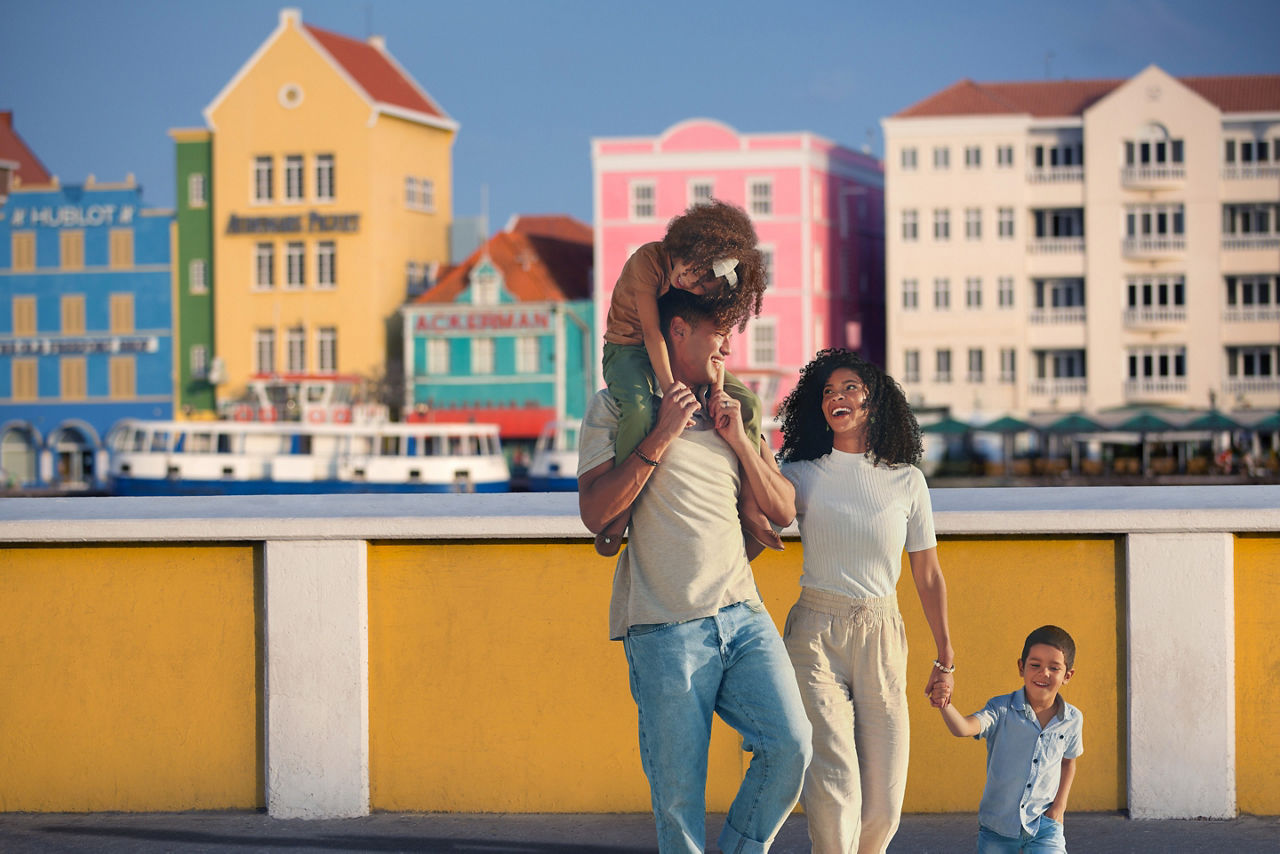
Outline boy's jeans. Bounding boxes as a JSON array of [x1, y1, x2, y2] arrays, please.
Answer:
[[978, 817, 1066, 853], [624, 601, 812, 853]]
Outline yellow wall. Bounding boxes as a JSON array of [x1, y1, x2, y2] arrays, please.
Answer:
[[208, 19, 453, 395], [1235, 535, 1280, 815], [0, 545, 259, 811], [369, 537, 1124, 813]]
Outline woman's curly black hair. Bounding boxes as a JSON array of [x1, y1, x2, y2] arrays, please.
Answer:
[[662, 200, 766, 332], [778, 348, 923, 466]]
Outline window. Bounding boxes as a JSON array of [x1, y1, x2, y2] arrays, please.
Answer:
[[1225, 275, 1276, 307], [934, 277, 950, 310], [285, 241, 305, 289], [11, 359, 37, 400], [109, 356, 136, 398], [254, 328, 276, 374], [1127, 345, 1187, 381], [759, 246, 775, 286], [12, 296, 36, 336], [901, 147, 917, 171], [1034, 208, 1085, 238], [749, 318, 777, 367], [1000, 348, 1016, 383], [188, 173, 207, 208], [404, 176, 418, 207], [286, 326, 306, 373], [1035, 349, 1087, 380], [965, 277, 982, 309], [190, 259, 208, 294], [60, 357, 87, 400], [1126, 275, 1185, 308], [1223, 204, 1278, 236], [933, 208, 950, 241], [316, 327, 337, 373], [998, 277, 1015, 308], [418, 178, 435, 213], [996, 145, 1014, 168], [933, 146, 950, 169], [470, 338, 494, 375], [516, 336, 540, 373], [426, 338, 449, 375], [903, 350, 920, 383], [902, 209, 918, 241], [1125, 134, 1184, 166], [255, 243, 275, 289], [1126, 204, 1184, 238], [284, 155, 304, 201], [60, 230, 85, 270], [935, 349, 952, 383], [965, 207, 982, 240], [254, 156, 274, 202], [191, 345, 208, 380], [749, 179, 773, 216], [471, 265, 500, 305], [631, 181, 656, 220], [109, 293, 134, 334], [315, 154, 335, 201], [1033, 142, 1084, 169], [1035, 278, 1086, 309], [61, 295, 86, 334], [964, 145, 981, 168], [967, 348, 984, 383], [1227, 346, 1277, 378], [997, 207, 1015, 239], [902, 278, 919, 310], [109, 229, 134, 268], [10, 232, 35, 271], [316, 241, 335, 289], [688, 179, 714, 206]]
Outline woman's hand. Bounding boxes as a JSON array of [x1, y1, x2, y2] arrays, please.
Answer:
[[926, 668, 954, 708]]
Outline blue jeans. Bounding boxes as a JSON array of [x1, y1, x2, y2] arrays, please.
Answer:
[[978, 817, 1066, 853], [624, 601, 812, 853]]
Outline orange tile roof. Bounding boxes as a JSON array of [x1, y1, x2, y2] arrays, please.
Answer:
[[415, 215, 593, 305], [0, 111, 52, 185], [895, 73, 1280, 118], [304, 25, 449, 122]]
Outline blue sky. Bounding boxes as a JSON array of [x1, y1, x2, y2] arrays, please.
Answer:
[[3, 0, 1277, 230]]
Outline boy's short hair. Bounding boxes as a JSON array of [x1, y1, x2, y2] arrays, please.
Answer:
[[1021, 625, 1076, 670], [658, 287, 730, 342]]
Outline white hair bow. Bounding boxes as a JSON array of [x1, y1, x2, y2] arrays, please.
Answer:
[[712, 257, 739, 288]]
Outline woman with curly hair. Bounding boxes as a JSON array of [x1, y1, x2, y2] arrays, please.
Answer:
[[594, 199, 774, 556], [776, 348, 955, 854]]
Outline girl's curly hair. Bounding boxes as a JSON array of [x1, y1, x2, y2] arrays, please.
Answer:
[[662, 200, 766, 332], [778, 348, 922, 466]]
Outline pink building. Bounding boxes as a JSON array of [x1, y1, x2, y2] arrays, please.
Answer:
[[591, 118, 885, 420]]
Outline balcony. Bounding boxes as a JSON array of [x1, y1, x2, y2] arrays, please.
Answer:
[[1029, 377, 1087, 396], [1030, 307, 1086, 325], [1124, 307, 1186, 328], [1223, 307, 1280, 324], [1028, 237, 1085, 254], [1223, 234, 1280, 251], [1224, 377, 1280, 394], [1222, 165, 1280, 180], [1028, 166, 1083, 183], [1121, 165, 1185, 187], [1123, 236, 1185, 258], [1124, 377, 1188, 398]]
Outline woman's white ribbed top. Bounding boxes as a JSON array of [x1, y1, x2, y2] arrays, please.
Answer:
[[781, 448, 937, 599]]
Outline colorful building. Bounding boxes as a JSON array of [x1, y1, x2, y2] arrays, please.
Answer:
[[402, 215, 594, 464], [169, 128, 216, 416], [591, 119, 885, 419], [0, 111, 51, 203], [0, 175, 174, 490], [203, 7, 456, 408]]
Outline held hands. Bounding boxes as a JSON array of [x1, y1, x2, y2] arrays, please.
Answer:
[[927, 670, 954, 708]]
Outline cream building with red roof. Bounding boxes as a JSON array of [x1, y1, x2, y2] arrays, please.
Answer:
[[0, 111, 52, 202], [881, 66, 1280, 431]]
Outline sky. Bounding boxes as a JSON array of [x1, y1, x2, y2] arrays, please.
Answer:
[[3, 0, 1278, 230]]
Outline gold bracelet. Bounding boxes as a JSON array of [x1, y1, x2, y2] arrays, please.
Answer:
[[932, 659, 956, 673], [632, 447, 660, 467]]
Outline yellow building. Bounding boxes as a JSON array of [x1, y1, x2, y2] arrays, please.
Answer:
[[203, 7, 456, 400]]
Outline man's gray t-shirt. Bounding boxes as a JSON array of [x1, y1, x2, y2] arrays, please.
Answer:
[[578, 390, 760, 640]]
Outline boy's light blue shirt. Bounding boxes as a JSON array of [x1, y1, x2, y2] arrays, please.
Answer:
[[973, 687, 1084, 839]]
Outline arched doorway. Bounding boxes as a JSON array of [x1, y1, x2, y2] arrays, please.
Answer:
[[48, 422, 101, 491], [0, 422, 41, 490]]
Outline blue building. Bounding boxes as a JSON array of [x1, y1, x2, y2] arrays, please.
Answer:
[[0, 177, 174, 490], [401, 215, 594, 470]]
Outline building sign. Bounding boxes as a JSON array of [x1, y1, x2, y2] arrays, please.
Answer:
[[225, 211, 360, 235], [0, 336, 160, 356], [414, 310, 551, 334], [9, 205, 135, 228]]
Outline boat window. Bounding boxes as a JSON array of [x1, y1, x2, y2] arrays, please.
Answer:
[[217, 433, 232, 454], [189, 432, 212, 453], [150, 430, 170, 452], [380, 436, 400, 456], [130, 431, 148, 452], [306, 385, 327, 404], [173, 433, 185, 452]]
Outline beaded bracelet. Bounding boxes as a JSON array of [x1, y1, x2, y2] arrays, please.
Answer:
[[932, 660, 956, 673], [632, 447, 660, 467]]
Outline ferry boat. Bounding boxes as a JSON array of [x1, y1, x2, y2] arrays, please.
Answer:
[[219, 373, 388, 425], [527, 419, 580, 491], [106, 418, 509, 496]]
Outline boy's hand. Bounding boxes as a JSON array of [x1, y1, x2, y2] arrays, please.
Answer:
[[929, 680, 953, 708], [1045, 805, 1065, 822], [656, 382, 701, 436]]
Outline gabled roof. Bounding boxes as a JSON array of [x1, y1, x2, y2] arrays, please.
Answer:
[[303, 25, 452, 124], [0, 111, 52, 185], [895, 73, 1280, 119], [414, 215, 593, 305]]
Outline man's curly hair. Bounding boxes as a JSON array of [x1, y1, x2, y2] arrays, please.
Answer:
[[778, 348, 922, 466], [662, 200, 766, 332]]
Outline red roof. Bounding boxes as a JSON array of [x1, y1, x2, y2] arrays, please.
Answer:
[[415, 215, 593, 305], [304, 25, 449, 122], [0, 111, 52, 185], [896, 73, 1280, 118]]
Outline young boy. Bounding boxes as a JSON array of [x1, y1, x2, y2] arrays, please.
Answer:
[[932, 625, 1083, 853]]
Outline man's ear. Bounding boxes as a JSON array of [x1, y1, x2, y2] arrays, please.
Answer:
[[670, 316, 688, 338]]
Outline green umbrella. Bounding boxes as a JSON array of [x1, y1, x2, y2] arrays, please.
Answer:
[[1248, 411, 1280, 431], [1116, 412, 1177, 433], [1183, 410, 1243, 432], [976, 415, 1031, 433], [1042, 413, 1103, 434], [920, 416, 971, 434]]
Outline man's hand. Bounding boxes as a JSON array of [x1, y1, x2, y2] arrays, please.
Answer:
[[656, 381, 701, 439], [709, 387, 750, 452]]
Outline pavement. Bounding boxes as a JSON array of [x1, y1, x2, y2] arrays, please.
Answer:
[[1, 811, 1278, 853]]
